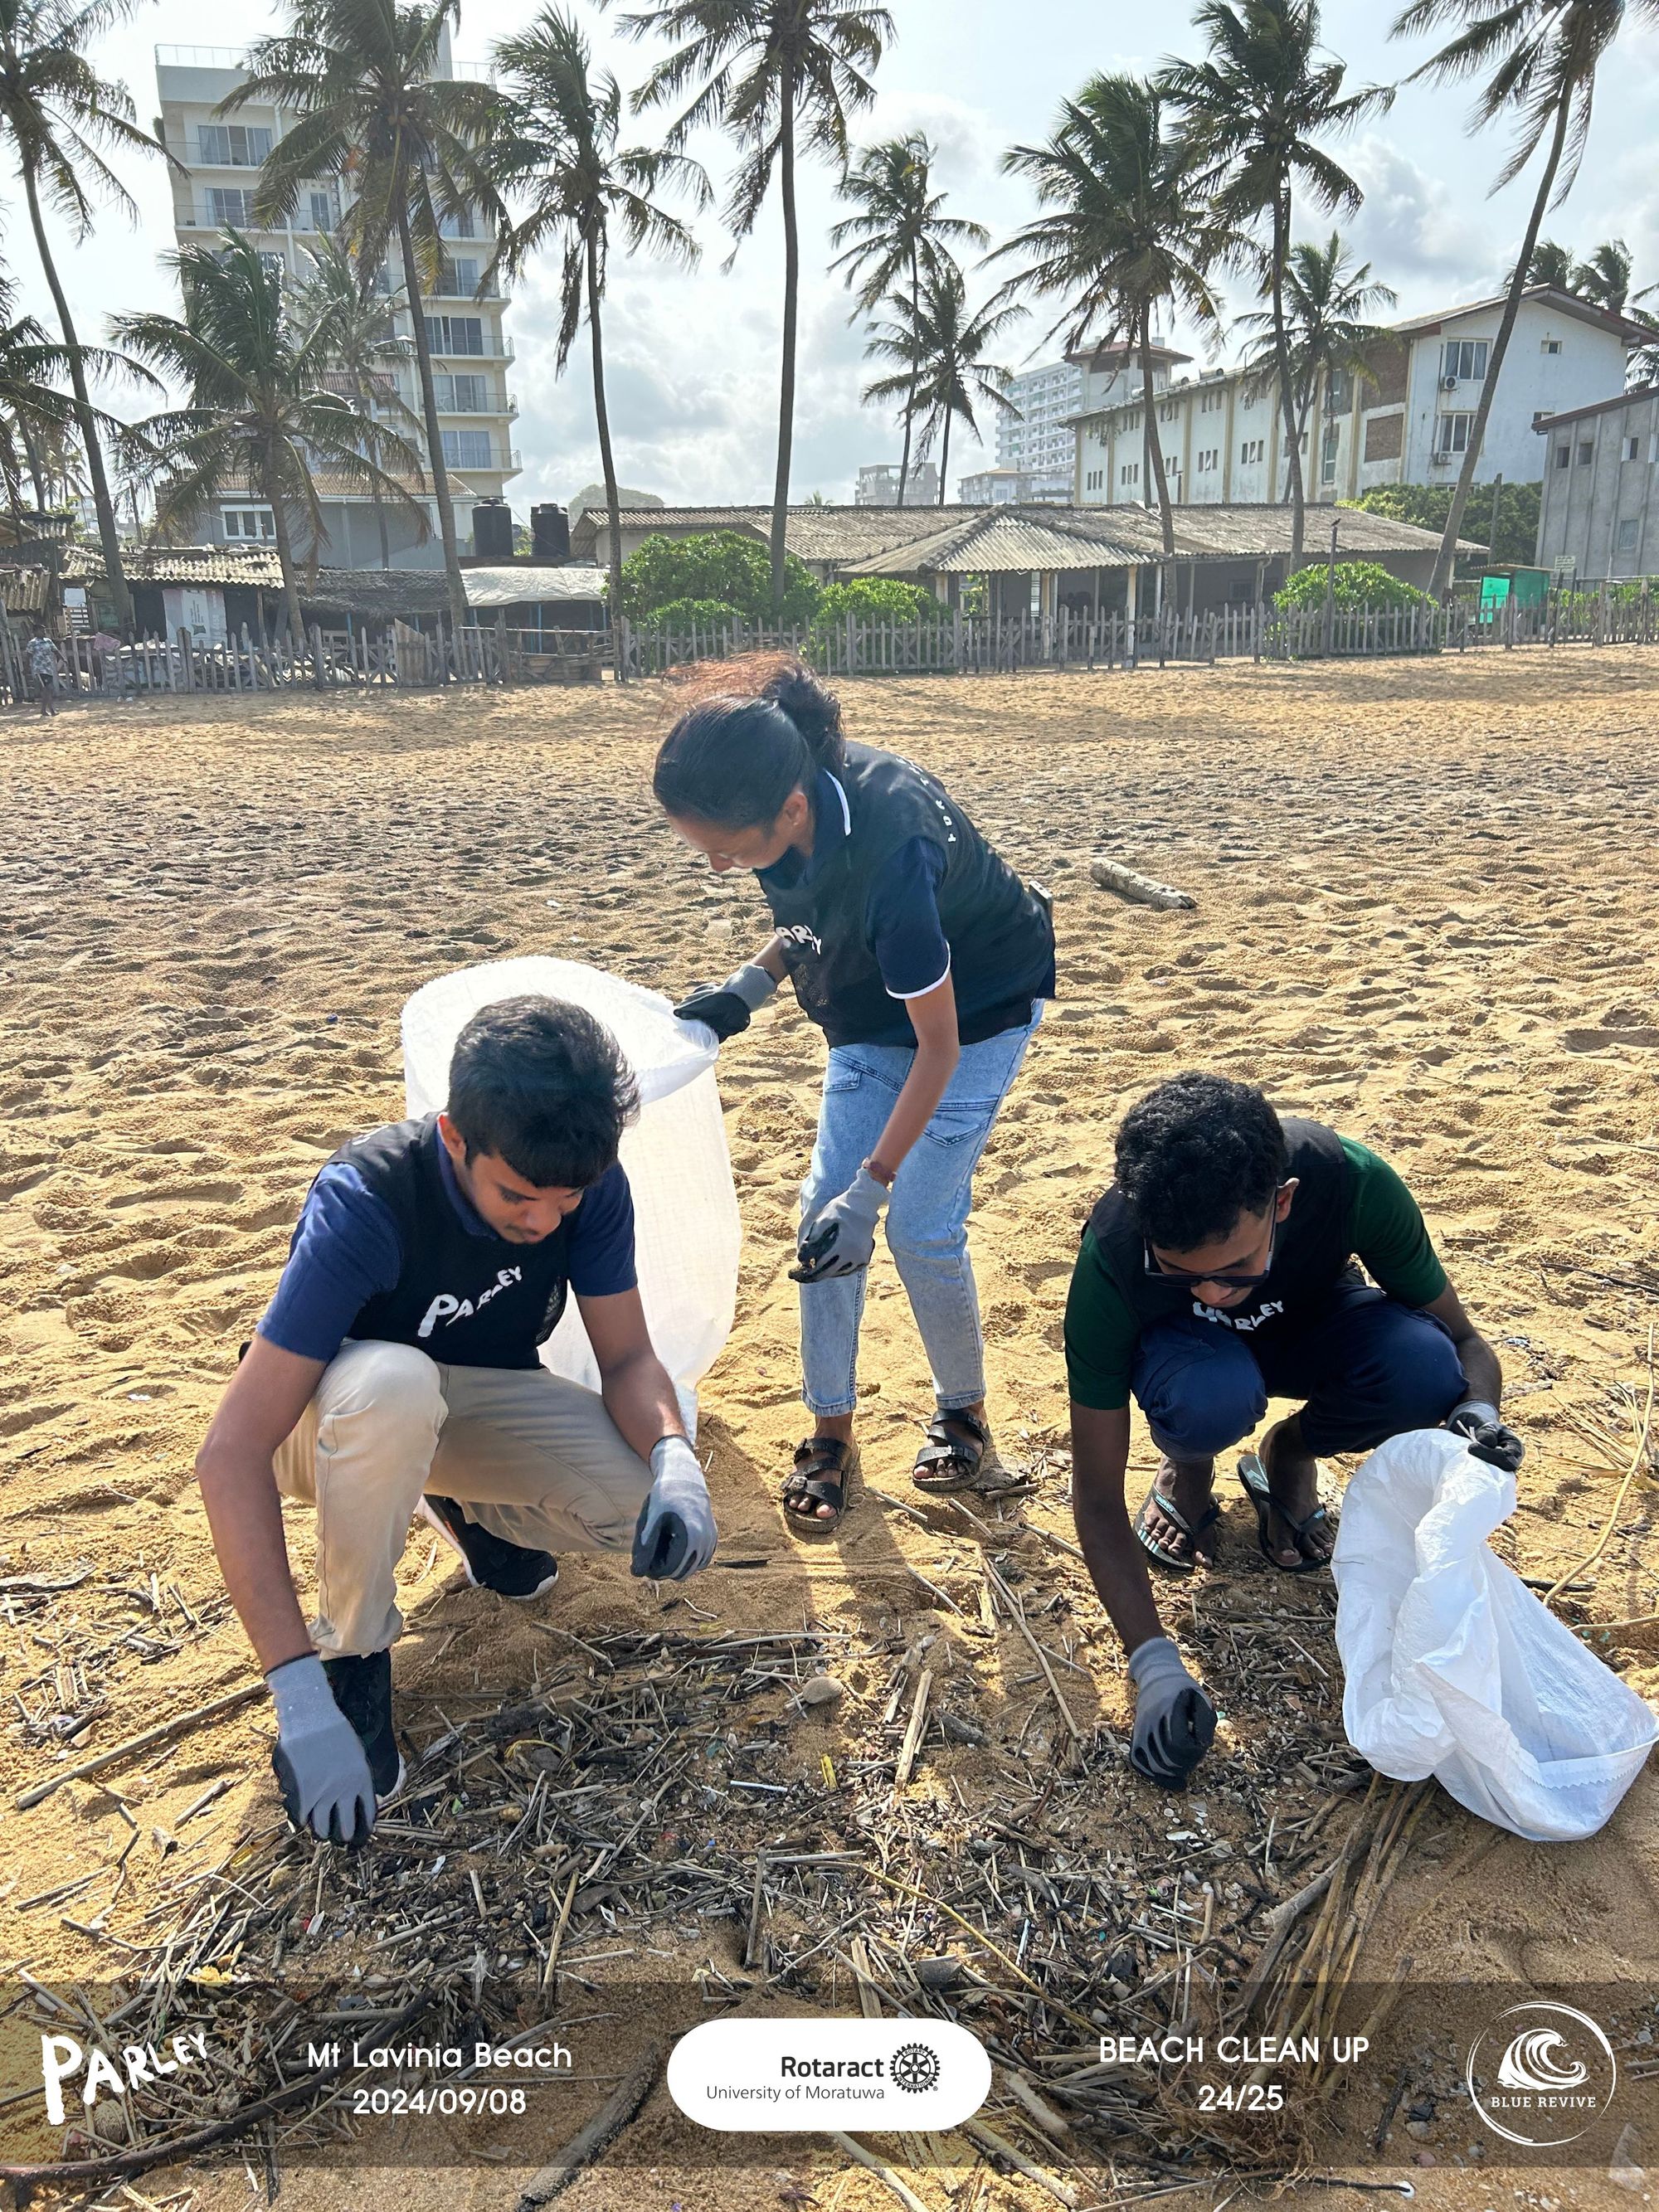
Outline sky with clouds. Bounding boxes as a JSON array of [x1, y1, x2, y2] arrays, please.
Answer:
[[18, 0, 1659, 513]]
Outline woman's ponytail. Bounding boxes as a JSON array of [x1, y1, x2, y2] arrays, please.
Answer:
[[653, 653, 845, 831], [758, 660, 844, 774]]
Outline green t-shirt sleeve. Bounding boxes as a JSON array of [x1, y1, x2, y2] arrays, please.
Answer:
[[1342, 1138, 1448, 1309], [1063, 1223, 1141, 1410]]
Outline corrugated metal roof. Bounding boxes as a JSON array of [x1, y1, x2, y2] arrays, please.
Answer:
[[463, 565, 606, 608], [843, 501, 1481, 575], [57, 544, 455, 612], [1386, 284, 1649, 343], [844, 510, 1150, 574], [0, 566, 51, 615], [571, 503, 963, 566], [62, 543, 289, 587]]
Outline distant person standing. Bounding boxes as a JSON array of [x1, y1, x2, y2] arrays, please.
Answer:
[[656, 655, 1056, 1534], [25, 621, 60, 717]]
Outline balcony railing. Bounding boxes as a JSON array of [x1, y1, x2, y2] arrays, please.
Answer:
[[445, 445, 520, 474], [422, 333, 515, 362], [156, 43, 250, 67]]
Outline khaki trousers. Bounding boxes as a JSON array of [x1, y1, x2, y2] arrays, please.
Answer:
[[273, 1339, 654, 1658]]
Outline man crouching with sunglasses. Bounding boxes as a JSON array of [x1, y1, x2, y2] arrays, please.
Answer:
[[1064, 1071, 1520, 1790]]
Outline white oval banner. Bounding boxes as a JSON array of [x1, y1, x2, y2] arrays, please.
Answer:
[[668, 2016, 991, 2132]]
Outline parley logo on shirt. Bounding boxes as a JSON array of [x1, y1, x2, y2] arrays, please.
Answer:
[[1194, 1296, 1285, 1333], [419, 1266, 523, 1339]]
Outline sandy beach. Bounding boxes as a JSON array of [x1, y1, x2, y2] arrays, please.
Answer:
[[2, 651, 1656, 2211]]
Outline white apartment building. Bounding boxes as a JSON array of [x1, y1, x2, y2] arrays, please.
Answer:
[[854, 460, 941, 507], [1068, 289, 1637, 518], [957, 465, 1063, 504], [996, 357, 1084, 501], [154, 41, 521, 569]]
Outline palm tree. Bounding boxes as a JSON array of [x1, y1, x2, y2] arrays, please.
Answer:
[[229, 0, 511, 637], [290, 235, 421, 570], [863, 261, 1020, 506], [1573, 236, 1632, 314], [993, 74, 1239, 554], [1158, 0, 1392, 560], [114, 231, 428, 646], [0, 0, 174, 634], [0, 290, 134, 525], [1393, 0, 1659, 594], [1506, 235, 1575, 287], [1235, 231, 1397, 454], [830, 133, 988, 504], [615, 0, 893, 611], [486, 7, 708, 678]]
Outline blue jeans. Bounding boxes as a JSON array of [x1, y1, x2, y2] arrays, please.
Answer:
[[799, 1005, 1043, 1419], [1131, 1279, 1467, 1460]]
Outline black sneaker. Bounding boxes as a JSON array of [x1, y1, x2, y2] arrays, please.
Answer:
[[418, 1494, 560, 1601], [322, 1649, 405, 1801]]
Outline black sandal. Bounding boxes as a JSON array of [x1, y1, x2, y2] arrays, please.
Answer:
[[782, 1437, 859, 1539], [1237, 1451, 1335, 1573], [1133, 1486, 1222, 1575], [912, 1408, 994, 1495]]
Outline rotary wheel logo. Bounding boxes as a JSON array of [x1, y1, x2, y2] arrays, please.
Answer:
[[890, 2042, 941, 2095], [1467, 2003, 1618, 2147]]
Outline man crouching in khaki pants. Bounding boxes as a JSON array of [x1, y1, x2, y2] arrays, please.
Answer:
[[195, 994, 717, 1845]]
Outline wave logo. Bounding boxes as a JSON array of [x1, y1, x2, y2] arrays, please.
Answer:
[[1497, 2029, 1589, 2095], [1467, 2004, 1617, 2148]]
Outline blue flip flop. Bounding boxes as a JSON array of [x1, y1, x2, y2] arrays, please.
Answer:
[[1237, 1451, 1335, 1573], [1134, 1485, 1221, 1575]]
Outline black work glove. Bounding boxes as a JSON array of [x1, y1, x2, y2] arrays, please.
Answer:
[[674, 960, 778, 1043], [1445, 1397, 1525, 1473], [1128, 1636, 1217, 1790]]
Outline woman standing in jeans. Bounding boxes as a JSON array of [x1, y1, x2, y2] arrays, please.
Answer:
[[655, 656, 1055, 1534]]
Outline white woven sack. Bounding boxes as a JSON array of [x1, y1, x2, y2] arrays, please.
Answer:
[[1332, 1427, 1657, 1842], [401, 956, 740, 1431]]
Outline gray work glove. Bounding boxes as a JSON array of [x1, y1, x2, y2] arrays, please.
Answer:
[[1128, 1636, 1217, 1791], [632, 1436, 718, 1581], [674, 961, 777, 1043], [267, 1652, 377, 1845], [792, 1164, 889, 1282], [1445, 1397, 1525, 1474]]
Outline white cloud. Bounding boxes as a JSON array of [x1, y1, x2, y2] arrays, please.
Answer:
[[1337, 134, 1504, 302], [507, 231, 912, 508]]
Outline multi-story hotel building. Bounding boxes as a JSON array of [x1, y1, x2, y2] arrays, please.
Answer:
[[154, 38, 520, 567]]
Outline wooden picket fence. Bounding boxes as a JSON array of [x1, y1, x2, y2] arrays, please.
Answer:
[[619, 584, 1659, 680], [6, 579, 1655, 704], [18, 618, 607, 701]]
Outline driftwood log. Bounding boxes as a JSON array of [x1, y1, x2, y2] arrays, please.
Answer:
[[1088, 858, 1197, 911], [516, 2043, 662, 2209]]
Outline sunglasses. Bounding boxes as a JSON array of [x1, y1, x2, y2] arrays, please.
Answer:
[[1143, 1192, 1284, 1291]]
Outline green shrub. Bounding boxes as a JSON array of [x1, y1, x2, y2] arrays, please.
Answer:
[[640, 597, 747, 633], [1341, 481, 1541, 567], [613, 530, 820, 625], [812, 578, 944, 628], [1275, 560, 1433, 615]]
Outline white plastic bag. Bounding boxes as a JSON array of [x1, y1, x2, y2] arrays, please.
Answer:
[[401, 956, 740, 1432], [1332, 1427, 1657, 1842]]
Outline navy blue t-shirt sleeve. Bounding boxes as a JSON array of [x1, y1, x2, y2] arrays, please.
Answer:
[[864, 835, 951, 1000], [256, 1162, 403, 1364], [567, 1162, 639, 1299]]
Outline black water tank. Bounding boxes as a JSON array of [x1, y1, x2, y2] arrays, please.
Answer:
[[472, 499, 513, 560], [531, 503, 570, 563]]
